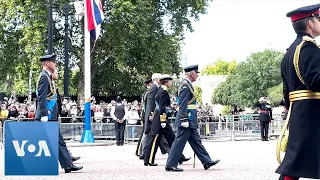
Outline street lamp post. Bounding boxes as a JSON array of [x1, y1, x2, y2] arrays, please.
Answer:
[[62, 5, 71, 98], [52, 4, 72, 97], [48, 0, 53, 54]]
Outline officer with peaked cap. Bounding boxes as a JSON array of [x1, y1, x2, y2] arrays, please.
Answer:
[[165, 65, 220, 172], [276, 3, 320, 180], [143, 74, 190, 166], [35, 54, 58, 122], [255, 96, 273, 141], [35, 54, 83, 173]]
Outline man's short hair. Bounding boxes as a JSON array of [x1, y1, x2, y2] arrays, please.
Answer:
[[152, 73, 161, 81], [292, 17, 314, 34]]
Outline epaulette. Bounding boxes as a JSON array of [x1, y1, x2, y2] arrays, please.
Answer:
[[293, 36, 318, 85]]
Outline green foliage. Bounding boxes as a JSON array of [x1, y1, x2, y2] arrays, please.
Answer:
[[0, 0, 211, 98], [267, 83, 283, 106], [211, 75, 237, 106], [212, 49, 284, 108], [194, 86, 202, 104], [221, 105, 231, 115], [201, 59, 237, 75]]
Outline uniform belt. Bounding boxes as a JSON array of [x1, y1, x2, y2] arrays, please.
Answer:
[[47, 98, 58, 101], [187, 104, 197, 109], [289, 90, 320, 102], [260, 110, 269, 113]]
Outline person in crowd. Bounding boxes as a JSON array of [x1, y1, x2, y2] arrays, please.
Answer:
[[110, 96, 129, 146]]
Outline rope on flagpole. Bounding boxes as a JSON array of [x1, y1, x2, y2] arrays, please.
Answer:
[[91, 40, 97, 54]]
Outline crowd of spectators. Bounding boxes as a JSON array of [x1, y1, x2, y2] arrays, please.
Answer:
[[1, 94, 280, 125]]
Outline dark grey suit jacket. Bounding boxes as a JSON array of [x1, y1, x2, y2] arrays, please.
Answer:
[[144, 83, 159, 133]]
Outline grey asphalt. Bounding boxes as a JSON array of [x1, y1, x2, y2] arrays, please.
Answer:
[[0, 140, 312, 180]]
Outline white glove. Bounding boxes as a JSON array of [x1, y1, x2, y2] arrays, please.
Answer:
[[259, 97, 264, 102], [40, 116, 48, 122], [181, 121, 189, 128], [161, 123, 166, 128]]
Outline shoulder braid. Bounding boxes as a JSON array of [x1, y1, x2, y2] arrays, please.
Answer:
[[178, 80, 196, 104], [293, 36, 318, 84]]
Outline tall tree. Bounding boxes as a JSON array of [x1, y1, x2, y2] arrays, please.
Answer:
[[0, 0, 211, 99], [212, 49, 284, 108], [201, 59, 237, 75], [267, 83, 283, 106], [194, 86, 202, 104]]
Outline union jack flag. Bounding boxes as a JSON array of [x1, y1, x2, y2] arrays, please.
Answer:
[[86, 0, 104, 41]]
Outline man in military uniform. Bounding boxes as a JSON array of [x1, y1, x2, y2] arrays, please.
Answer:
[[136, 78, 152, 158], [276, 4, 320, 180], [35, 54, 83, 173], [143, 74, 190, 166], [52, 68, 81, 163], [165, 65, 220, 172], [255, 96, 272, 141]]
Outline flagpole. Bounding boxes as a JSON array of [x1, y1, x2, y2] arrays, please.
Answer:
[[80, 0, 95, 143]]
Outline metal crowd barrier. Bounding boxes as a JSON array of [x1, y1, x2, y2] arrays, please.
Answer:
[[0, 114, 286, 144]]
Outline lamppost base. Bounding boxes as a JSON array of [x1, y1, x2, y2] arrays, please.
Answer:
[[80, 130, 95, 143]]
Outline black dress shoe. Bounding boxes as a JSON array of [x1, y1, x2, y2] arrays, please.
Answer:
[[64, 164, 83, 173], [71, 156, 81, 162], [204, 159, 220, 170], [139, 156, 144, 160], [165, 166, 183, 172], [179, 157, 191, 164], [144, 162, 158, 166]]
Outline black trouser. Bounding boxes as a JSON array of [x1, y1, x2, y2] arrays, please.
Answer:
[[115, 121, 126, 145], [159, 136, 170, 154], [136, 128, 145, 156], [260, 121, 269, 140], [166, 127, 211, 167], [59, 127, 73, 169], [144, 125, 185, 164]]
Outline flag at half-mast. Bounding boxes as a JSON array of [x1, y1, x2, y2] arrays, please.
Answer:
[[86, 0, 104, 41]]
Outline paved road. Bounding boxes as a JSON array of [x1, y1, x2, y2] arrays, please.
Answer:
[[0, 140, 312, 180]]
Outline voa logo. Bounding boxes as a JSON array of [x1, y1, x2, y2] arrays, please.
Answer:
[[12, 140, 51, 157]]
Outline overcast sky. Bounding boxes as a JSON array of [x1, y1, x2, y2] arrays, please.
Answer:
[[181, 0, 320, 70]]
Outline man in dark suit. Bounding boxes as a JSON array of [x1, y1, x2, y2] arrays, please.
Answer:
[[35, 54, 82, 173], [136, 78, 152, 157], [52, 69, 81, 163], [143, 73, 161, 166], [276, 4, 320, 180], [165, 65, 220, 171]]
